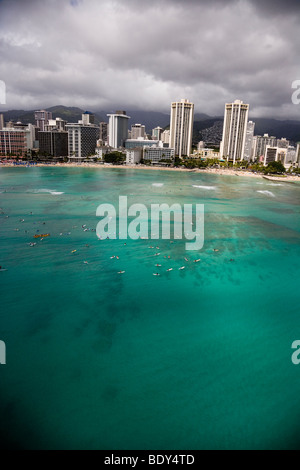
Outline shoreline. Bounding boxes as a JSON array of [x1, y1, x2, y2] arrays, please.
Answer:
[[0, 161, 299, 182]]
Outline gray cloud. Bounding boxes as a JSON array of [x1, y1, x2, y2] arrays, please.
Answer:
[[0, 0, 299, 119]]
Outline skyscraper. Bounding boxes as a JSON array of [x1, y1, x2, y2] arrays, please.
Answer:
[[107, 111, 130, 148], [243, 121, 255, 161], [170, 99, 194, 157], [220, 100, 249, 163], [0, 114, 4, 130]]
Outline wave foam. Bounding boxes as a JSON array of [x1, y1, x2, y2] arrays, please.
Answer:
[[257, 190, 275, 197], [152, 183, 164, 187], [33, 189, 64, 195], [192, 185, 216, 190]]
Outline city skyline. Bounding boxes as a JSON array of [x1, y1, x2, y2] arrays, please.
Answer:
[[0, 0, 299, 119]]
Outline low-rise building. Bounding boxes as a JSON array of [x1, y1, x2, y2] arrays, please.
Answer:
[[143, 146, 174, 164], [264, 146, 289, 167], [126, 148, 143, 165], [95, 146, 114, 160], [0, 128, 27, 157], [125, 138, 159, 149], [264, 145, 297, 169], [191, 148, 220, 160], [0, 124, 37, 158]]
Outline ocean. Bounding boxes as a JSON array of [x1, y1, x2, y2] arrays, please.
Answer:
[[0, 166, 300, 450]]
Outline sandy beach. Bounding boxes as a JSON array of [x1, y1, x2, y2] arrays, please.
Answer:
[[1, 161, 299, 182]]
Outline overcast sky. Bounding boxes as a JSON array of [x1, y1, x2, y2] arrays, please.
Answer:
[[0, 0, 299, 119]]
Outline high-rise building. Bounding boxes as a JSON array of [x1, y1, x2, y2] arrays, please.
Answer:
[[170, 99, 194, 157], [82, 112, 95, 126], [296, 143, 300, 168], [45, 118, 67, 132], [0, 114, 4, 130], [152, 127, 163, 140], [285, 146, 297, 166], [161, 130, 170, 145], [131, 124, 146, 140], [66, 123, 98, 159], [243, 121, 255, 161], [277, 138, 290, 149], [220, 100, 249, 162], [99, 122, 108, 144], [38, 131, 68, 157], [35, 110, 52, 131], [254, 134, 277, 159], [107, 111, 130, 148]]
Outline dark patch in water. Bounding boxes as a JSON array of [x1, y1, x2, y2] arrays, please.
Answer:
[[268, 208, 295, 215], [92, 336, 113, 353], [26, 311, 53, 337], [101, 384, 120, 402]]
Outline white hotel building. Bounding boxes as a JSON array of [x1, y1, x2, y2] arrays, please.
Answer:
[[220, 100, 249, 163], [169, 99, 194, 157], [107, 111, 130, 149]]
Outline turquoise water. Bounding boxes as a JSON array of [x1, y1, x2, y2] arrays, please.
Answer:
[[0, 166, 300, 450]]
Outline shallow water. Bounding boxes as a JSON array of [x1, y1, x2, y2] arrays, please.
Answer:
[[0, 166, 300, 449]]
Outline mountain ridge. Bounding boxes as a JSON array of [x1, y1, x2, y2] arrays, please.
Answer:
[[1, 105, 299, 143]]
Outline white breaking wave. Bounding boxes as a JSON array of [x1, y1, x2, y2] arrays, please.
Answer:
[[33, 189, 64, 195], [267, 183, 283, 187], [152, 183, 164, 187], [257, 190, 275, 197], [192, 185, 216, 190]]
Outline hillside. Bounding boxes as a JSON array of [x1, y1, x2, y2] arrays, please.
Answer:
[[1, 106, 105, 126], [252, 118, 300, 143], [193, 117, 300, 145], [1, 106, 299, 144]]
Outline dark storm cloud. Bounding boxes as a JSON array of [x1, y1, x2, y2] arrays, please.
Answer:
[[0, 0, 299, 119], [250, 0, 300, 13], [118, 0, 300, 14]]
